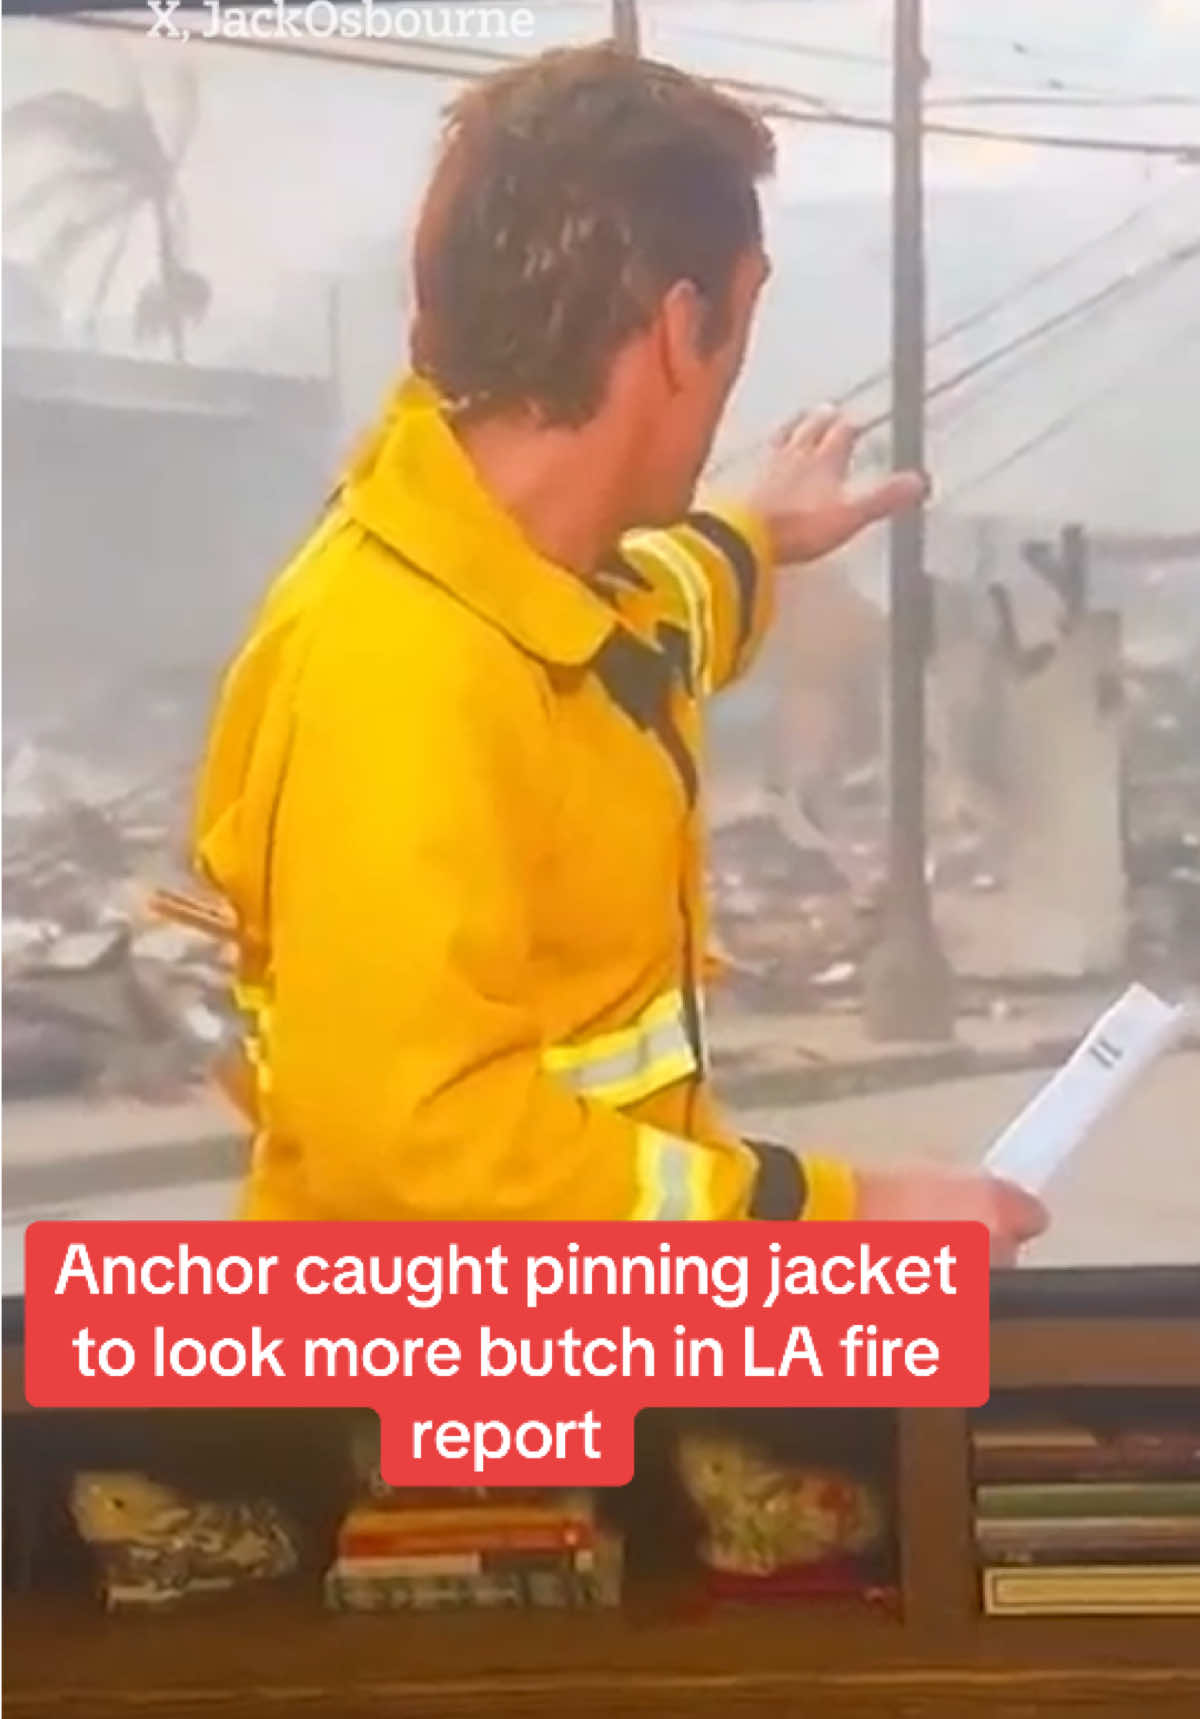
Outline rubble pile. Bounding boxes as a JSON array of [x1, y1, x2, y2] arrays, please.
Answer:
[[709, 806, 878, 1011], [1124, 651, 1200, 982], [709, 648, 1200, 1005], [3, 742, 232, 1102], [3, 643, 1197, 1106]]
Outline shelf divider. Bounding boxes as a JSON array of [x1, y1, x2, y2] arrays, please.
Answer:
[[897, 1406, 974, 1649]]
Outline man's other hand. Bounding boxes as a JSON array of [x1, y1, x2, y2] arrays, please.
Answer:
[[855, 1165, 1049, 1267], [748, 407, 928, 566]]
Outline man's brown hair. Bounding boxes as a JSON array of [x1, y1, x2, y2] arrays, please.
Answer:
[[411, 46, 775, 426]]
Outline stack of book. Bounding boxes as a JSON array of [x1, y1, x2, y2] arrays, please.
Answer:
[[972, 1414, 1200, 1616], [324, 1491, 621, 1613]]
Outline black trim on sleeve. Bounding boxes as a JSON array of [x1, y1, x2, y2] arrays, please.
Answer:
[[744, 1139, 808, 1220], [685, 510, 759, 653]]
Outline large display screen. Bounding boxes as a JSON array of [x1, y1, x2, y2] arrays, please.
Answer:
[[4, 1, 1198, 1294]]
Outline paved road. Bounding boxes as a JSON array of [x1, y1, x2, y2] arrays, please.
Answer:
[[1, 1093, 243, 1298], [3, 1056, 1196, 1290], [733, 1053, 1200, 1269], [2, 1175, 241, 1298]]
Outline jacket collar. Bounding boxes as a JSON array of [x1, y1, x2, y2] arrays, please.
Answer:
[[341, 375, 619, 667]]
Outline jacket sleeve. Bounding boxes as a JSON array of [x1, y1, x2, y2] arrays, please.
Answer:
[[263, 595, 821, 1223], [616, 502, 775, 696]]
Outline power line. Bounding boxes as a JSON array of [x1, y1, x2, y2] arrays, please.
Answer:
[[711, 234, 1200, 476], [925, 266, 1200, 444], [57, 14, 1200, 162], [883, 236, 1200, 426], [924, 228, 1200, 437], [837, 183, 1193, 411], [756, 99, 1200, 161], [924, 91, 1200, 112], [927, 27, 1136, 70], [670, 25, 1200, 112], [947, 314, 1200, 502], [666, 24, 889, 69]]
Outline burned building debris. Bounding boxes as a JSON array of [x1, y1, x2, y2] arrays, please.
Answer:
[[3, 735, 235, 1103]]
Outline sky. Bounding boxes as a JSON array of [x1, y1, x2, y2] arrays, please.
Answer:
[[3, 0, 1200, 527], [6, 1, 1198, 332]]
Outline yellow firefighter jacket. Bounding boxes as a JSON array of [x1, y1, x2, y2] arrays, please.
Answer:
[[193, 375, 858, 1225]]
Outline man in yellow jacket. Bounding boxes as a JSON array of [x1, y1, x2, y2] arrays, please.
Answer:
[[194, 47, 1043, 1254]]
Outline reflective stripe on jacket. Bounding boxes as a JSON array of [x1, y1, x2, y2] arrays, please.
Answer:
[[193, 375, 857, 1224]]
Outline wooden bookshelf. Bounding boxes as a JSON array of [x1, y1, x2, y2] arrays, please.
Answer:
[[4, 1307, 1200, 1718]]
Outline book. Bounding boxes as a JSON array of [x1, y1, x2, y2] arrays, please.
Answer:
[[977, 1481, 1200, 1519], [324, 1556, 619, 1612], [340, 1524, 592, 1558], [337, 1504, 591, 1535], [982, 982, 1190, 1196], [336, 1504, 593, 1559], [325, 1569, 560, 1611], [982, 1563, 1200, 1616], [332, 1547, 594, 1579], [972, 1423, 1200, 1482], [976, 1515, 1200, 1564], [973, 1422, 1097, 1453]]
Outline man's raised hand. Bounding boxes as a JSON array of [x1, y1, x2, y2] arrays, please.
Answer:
[[747, 406, 929, 566]]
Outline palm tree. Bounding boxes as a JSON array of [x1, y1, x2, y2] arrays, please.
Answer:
[[4, 70, 210, 363]]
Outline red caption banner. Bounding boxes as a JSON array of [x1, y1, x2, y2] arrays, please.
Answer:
[[26, 1221, 989, 1484]]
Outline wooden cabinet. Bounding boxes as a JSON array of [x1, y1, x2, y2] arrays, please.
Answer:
[[4, 1310, 1199, 1716]]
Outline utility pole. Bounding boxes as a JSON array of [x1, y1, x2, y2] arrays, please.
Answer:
[[863, 0, 955, 1041], [612, 0, 640, 56]]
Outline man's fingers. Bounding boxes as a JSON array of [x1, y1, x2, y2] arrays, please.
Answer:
[[774, 403, 839, 452], [845, 468, 929, 530], [771, 411, 809, 449], [814, 413, 861, 468]]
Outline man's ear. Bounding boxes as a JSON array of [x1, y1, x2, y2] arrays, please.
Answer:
[[656, 278, 710, 394]]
